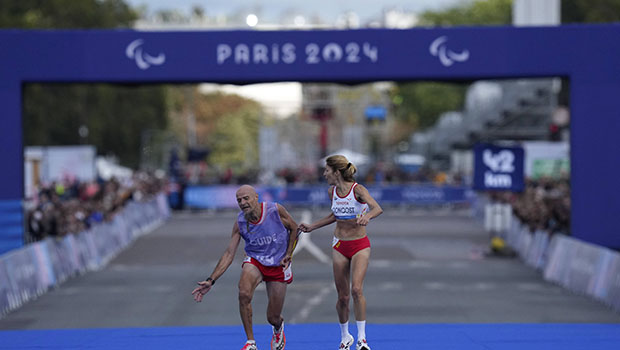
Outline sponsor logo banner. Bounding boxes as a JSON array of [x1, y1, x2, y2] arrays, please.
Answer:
[[184, 185, 472, 209]]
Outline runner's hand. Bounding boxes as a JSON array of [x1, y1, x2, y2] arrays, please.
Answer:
[[192, 280, 213, 302], [298, 223, 312, 233], [280, 255, 292, 269], [357, 214, 369, 226]]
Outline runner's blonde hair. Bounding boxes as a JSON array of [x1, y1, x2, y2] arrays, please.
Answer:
[[326, 155, 357, 182]]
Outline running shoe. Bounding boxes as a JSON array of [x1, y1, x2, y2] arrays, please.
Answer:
[[339, 334, 354, 350], [355, 339, 371, 350], [241, 341, 257, 350], [271, 322, 286, 350]]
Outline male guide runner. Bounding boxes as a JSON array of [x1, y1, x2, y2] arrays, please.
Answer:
[[192, 185, 298, 350]]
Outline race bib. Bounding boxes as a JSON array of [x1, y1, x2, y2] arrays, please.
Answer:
[[283, 263, 292, 281]]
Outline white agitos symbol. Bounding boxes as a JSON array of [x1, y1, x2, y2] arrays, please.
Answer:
[[429, 36, 470, 67], [126, 39, 166, 70]]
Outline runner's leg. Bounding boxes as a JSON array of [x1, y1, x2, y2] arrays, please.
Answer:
[[333, 249, 351, 323], [265, 281, 287, 329], [239, 262, 263, 341], [350, 248, 370, 322]]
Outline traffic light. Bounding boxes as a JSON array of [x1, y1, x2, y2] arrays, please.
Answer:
[[549, 123, 561, 141]]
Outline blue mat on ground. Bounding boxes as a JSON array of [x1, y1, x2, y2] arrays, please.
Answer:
[[1, 323, 619, 349]]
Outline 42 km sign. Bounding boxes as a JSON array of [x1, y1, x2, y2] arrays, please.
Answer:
[[473, 143, 524, 192]]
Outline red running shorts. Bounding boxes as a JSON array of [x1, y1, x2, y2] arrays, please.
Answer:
[[242, 256, 293, 284], [332, 236, 371, 259]]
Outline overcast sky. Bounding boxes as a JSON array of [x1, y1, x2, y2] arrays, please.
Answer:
[[126, 0, 467, 23]]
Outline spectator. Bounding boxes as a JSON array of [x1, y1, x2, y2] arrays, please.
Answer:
[[25, 171, 166, 242]]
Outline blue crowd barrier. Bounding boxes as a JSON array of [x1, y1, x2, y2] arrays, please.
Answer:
[[0, 199, 24, 255], [184, 184, 474, 209], [594, 252, 620, 311], [502, 212, 620, 313], [0, 194, 170, 318]]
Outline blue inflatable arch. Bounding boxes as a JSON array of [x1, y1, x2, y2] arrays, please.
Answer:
[[1, 25, 620, 251]]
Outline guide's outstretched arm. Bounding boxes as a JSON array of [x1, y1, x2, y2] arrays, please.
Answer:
[[192, 222, 241, 302]]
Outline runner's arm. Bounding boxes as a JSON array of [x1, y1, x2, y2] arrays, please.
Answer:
[[299, 212, 336, 233], [277, 203, 299, 267], [192, 222, 241, 301], [354, 184, 383, 226], [298, 186, 336, 232]]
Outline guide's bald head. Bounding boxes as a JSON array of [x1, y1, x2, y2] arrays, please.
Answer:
[[236, 185, 257, 198], [236, 185, 259, 215]]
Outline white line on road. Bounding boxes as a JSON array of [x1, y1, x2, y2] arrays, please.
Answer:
[[290, 285, 332, 324]]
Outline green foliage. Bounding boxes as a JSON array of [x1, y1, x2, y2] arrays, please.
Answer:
[[418, 0, 620, 26], [390, 1, 512, 137], [396, 0, 620, 138], [392, 82, 466, 130], [419, 0, 512, 27], [562, 0, 620, 23], [207, 106, 260, 174], [2, 0, 168, 169], [0, 0, 136, 29], [23, 84, 168, 168], [165, 87, 262, 150]]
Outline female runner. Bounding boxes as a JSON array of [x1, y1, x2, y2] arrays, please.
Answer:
[[299, 155, 383, 350]]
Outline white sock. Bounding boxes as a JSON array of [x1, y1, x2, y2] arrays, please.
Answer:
[[246, 339, 256, 344], [356, 320, 366, 341], [273, 320, 283, 334], [340, 322, 351, 341]]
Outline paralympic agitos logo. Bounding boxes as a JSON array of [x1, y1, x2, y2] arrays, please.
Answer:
[[125, 39, 166, 70], [429, 36, 470, 67]]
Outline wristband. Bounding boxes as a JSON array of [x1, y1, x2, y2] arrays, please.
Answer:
[[206, 277, 215, 285]]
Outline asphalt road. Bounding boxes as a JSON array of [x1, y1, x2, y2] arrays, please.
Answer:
[[1, 208, 619, 330]]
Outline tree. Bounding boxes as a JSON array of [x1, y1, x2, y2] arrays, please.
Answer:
[[390, 0, 512, 142], [206, 106, 261, 176], [0, 0, 136, 29], [402, 0, 620, 136], [390, 82, 466, 141], [562, 0, 620, 23], [418, 0, 512, 27], [23, 84, 167, 168], [167, 88, 262, 146], [1, 0, 171, 169], [166, 87, 263, 176]]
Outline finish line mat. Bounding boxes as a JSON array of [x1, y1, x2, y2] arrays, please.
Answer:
[[1, 323, 619, 349]]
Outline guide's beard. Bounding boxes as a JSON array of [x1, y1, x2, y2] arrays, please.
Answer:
[[244, 211, 258, 223]]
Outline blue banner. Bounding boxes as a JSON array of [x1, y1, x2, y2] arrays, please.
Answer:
[[0, 200, 23, 254], [473, 143, 524, 192], [3, 26, 620, 248], [184, 185, 473, 209]]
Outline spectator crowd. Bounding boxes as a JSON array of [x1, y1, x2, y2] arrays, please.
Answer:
[[25, 172, 165, 242], [183, 161, 465, 187], [491, 177, 571, 236]]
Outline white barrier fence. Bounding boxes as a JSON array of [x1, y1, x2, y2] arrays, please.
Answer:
[[505, 215, 620, 312], [0, 193, 170, 318]]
